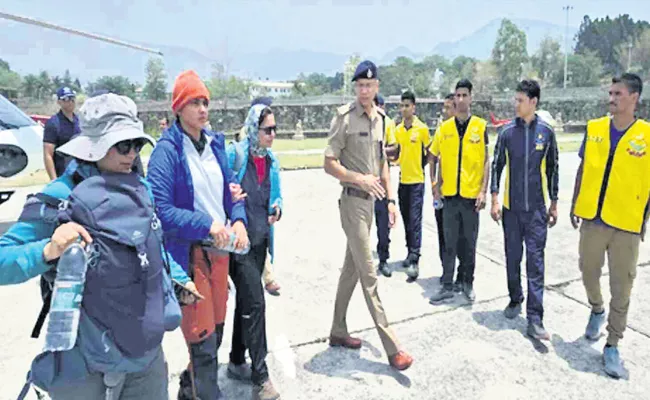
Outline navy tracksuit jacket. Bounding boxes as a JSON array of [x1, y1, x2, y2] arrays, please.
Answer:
[[491, 116, 559, 324]]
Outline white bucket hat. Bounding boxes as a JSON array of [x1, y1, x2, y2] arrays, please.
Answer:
[[57, 93, 155, 162]]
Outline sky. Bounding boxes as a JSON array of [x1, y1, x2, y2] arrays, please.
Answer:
[[2, 0, 650, 59]]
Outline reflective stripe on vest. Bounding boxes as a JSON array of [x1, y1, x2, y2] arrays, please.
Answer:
[[438, 116, 487, 199], [574, 116, 650, 233]]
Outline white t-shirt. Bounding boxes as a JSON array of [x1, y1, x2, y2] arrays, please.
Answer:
[[183, 134, 227, 226]]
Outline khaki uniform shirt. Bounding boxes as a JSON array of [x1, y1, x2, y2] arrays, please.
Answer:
[[324, 100, 386, 189]]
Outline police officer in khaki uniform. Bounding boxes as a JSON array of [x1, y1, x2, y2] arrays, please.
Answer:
[[324, 60, 413, 371]]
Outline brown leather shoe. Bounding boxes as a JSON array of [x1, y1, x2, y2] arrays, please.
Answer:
[[329, 335, 362, 349], [389, 351, 413, 371]]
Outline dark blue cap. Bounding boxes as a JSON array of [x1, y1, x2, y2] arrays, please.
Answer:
[[374, 94, 385, 106], [352, 60, 378, 82], [56, 86, 76, 100], [251, 96, 273, 107]]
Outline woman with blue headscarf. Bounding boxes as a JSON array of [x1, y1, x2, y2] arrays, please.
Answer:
[[226, 104, 282, 400]]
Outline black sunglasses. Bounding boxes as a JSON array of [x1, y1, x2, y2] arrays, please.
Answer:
[[114, 138, 147, 155], [259, 125, 277, 135]]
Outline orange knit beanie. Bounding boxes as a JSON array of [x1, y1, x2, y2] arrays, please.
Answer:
[[172, 70, 210, 113]]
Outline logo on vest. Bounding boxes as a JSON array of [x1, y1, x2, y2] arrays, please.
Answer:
[[535, 134, 545, 150], [469, 132, 481, 144], [627, 135, 647, 158], [586, 135, 603, 143]]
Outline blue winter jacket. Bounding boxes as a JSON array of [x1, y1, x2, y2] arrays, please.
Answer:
[[490, 116, 559, 212], [227, 137, 282, 262], [147, 121, 247, 273]]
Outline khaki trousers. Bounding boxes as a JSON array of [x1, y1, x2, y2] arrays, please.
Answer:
[[579, 220, 640, 346], [330, 192, 400, 356]]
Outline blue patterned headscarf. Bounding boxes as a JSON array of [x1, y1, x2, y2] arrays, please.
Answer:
[[244, 104, 269, 157]]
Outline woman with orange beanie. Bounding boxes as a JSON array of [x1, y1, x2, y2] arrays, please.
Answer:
[[148, 70, 249, 400]]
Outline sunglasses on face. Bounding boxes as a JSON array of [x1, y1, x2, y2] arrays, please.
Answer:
[[259, 125, 277, 135], [114, 138, 147, 155]]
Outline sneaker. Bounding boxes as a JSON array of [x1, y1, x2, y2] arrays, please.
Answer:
[[526, 322, 550, 341], [463, 282, 475, 303], [453, 280, 463, 293], [504, 301, 522, 319], [405, 264, 419, 281], [585, 311, 606, 341], [227, 362, 252, 382], [253, 379, 281, 400], [429, 286, 454, 304], [603, 345, 625, 379], [378, 261, 392, 277]]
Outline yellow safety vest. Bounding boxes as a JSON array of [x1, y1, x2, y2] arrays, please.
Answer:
[[574, 116, 650, 233], [437, 116, 487, 198]]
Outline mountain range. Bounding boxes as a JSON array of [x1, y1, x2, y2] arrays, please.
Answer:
[[1, 18, 578, 87]]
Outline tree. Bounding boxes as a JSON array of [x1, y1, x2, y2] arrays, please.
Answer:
[[21, 74, 39, 98], [86, 76, 137, 98], [473, 61, 499, 94], [575, 14, 650, 75], [206, 63, 250, 102], [555, 51, 603, 87], [37, 71, 54, 99], [491, 19, 528, 91], [531, 36, 563, 87], [617, 28, 650, 79], [143, 57, 168, 101], [0, 59, 21, 90]]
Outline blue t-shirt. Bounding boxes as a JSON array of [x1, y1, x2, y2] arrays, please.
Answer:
[[578, 120, 634, 230], [43, 111, 81, 177]]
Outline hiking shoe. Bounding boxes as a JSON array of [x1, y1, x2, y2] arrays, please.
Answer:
[[463, 282, 476, 303], [429, 286, 454, 304], [378, 261, 392, 277], [405, 264, 419, 281], [504, 301, 522, 319], [227, 362, 252, 382], [253, 379, 280, 400], [585, 311, 606, 341], [527, 322, 550, 341], [603, 345, 625, 379]]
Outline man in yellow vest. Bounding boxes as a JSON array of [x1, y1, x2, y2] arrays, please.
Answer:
[[393, 90, 431, 281], [431, 93, 467, 290], [429, 79, 489, 303], [490, 80, 559, 341], [374, 94, 399, 277], [570, 73, 649, 379]]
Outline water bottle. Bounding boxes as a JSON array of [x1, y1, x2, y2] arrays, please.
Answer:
[[44, 242, 89, 352], [433, 197, 444, 210], [202, 232, 250, 255]]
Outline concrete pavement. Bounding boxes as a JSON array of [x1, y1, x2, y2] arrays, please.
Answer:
[[1, 152, 649, 399]]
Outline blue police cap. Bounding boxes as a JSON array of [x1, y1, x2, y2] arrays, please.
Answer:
[[56, 86, 76, 100], [352, 60, 378, 82]]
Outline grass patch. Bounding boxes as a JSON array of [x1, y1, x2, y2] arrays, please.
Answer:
[[272, 138, 328, 152], [277, 154, 324, 170]]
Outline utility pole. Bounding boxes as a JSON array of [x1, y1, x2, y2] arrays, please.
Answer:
[[563, 5, 573, 89]]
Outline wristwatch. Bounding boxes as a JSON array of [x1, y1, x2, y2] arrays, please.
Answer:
[[387, 199, 396, 205]]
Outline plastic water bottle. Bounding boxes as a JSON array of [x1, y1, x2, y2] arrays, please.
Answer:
[[433, 198, 444, 210], [44, 242, 88, 352], [202, 232, 250, 255]]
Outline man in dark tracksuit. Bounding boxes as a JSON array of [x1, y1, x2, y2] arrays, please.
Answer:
[[490, 80, 559, 341]]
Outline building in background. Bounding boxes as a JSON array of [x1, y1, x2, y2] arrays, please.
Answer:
[[250, 80, 295, 98]]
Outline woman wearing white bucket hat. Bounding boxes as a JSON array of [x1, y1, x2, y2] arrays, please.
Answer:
[[0, 93, 201, 399]]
